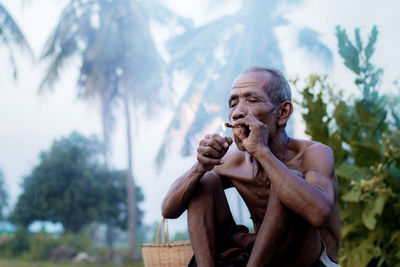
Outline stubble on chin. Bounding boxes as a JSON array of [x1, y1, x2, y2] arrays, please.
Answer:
[[232, 125, 249, 151], [233, 136, 245, 151]]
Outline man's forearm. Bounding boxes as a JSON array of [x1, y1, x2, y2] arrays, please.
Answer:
[[161, 162, 206, 218], [253, 147, 333, 228]]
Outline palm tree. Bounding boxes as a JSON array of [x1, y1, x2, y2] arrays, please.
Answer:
[[0, 3, 32, 79], [156, 0, 332, 222], [40, 0, 188, 259], [156, 0, 332, 165]]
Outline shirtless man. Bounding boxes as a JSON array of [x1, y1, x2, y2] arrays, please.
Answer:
[[161, 67, 340, 267]]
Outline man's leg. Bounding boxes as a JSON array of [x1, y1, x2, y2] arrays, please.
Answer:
[[248, 185, 322, 267], [187, 171, 236, 267]]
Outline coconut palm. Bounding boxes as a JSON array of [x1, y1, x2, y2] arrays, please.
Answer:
[[40, 0, 188, 259], [155, 0, 332, 223], [0, 2, 32, 79], [156, 0, 332, 166]]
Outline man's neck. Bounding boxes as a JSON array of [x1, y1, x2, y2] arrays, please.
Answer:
[[268, 130, 291, 162]]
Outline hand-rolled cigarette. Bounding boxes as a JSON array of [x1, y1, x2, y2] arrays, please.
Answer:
[[225, 122, 250, 136]]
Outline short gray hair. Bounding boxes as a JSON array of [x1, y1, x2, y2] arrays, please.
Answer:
[[242, 66, 291, 107]]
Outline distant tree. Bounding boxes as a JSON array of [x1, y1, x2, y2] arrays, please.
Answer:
[[39, 0, 188, 257], [0, 169, 8, 220], [0, 3, 32, 79], [296, 26, 400, 267], [9, 132, 144, 234]]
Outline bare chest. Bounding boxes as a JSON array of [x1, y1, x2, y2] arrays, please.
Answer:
[[221, 156, 305, 222]]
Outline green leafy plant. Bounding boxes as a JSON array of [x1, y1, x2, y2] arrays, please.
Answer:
[[296, 26, 400, 267]]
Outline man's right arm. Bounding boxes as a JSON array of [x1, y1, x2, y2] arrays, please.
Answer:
[[161, 134, 232, 219], [161, 162, 207, 218]]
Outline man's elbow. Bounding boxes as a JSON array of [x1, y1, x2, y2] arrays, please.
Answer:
[[310, 199, 333, 228], [161, 200, 180, 219]]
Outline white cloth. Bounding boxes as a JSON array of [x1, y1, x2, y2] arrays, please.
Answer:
[[319, 245, 340, 267]]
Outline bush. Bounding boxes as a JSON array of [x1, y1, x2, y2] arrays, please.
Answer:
[[0, 229, 93, 261], [29, 231, 58, 261], [295, 26, 400, 267], [0, 228, 30, 258]]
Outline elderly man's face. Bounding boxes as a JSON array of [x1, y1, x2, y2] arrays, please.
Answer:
[[228, 71, 278, 150]]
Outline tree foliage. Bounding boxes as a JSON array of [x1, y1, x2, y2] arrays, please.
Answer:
[[296, 26, 400, 267], [10, 132, 144, 233], [0, 169, 8, 220], [0, 3, 32, 79], [39, 1, 179, 256], [39, 0, 173, 159]]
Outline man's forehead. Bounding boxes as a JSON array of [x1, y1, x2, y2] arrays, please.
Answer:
[[231, 71, 272, 90]]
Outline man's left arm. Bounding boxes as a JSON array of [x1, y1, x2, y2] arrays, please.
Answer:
[[255, 143, 335, 228]]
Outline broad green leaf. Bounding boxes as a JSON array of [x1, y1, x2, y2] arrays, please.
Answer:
[[377, 256, 385, 267], [336, 26, 361, 74], [388, 163, 400, 193], [389, 231, 400, 245], [341, 221, 362, 239], [342, 187, 361, 202], [350, 232, 378, 267], [351, 141, 382, 167], [365, 25, 378, 62], [362, 196, 388, 230], [355, 100, 375, 124], [336, 161, 367, 181], [333, 100, 351, 133], [355, 28, 362, 52]]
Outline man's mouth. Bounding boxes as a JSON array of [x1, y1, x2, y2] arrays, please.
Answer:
[[228, 123, 250, 138]]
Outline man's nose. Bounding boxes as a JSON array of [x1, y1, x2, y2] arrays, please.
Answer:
[[232, 102, 247, 121]]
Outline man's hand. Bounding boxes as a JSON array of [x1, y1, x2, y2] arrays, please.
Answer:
[[232, 115, 269, 155], [196, 133, 233, 172]]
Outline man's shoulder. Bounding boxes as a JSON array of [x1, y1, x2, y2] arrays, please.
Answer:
[[302, 140, 334, 159], [296, 139, 335, 175], [291, 138, 333, 158]]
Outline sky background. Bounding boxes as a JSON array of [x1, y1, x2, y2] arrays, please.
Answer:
[[1, 0, 399, 233]]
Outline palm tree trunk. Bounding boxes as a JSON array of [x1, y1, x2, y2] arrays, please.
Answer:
[[101, 94, 110, 170], [123, 86, 137, 261]]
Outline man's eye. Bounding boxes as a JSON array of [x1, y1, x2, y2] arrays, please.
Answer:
[[230, 101, 238, 107], [248, 98, 258, 103]]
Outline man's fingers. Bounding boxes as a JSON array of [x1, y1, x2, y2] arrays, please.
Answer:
[[197, 154, 223, 166], [197, 146, 220, 159], [213, 133, 230, 149], [225, 136, 233, 146], [204, 135, 225, 152]]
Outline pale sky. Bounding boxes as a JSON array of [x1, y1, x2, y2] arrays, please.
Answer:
[[1, 0, 399, 233]]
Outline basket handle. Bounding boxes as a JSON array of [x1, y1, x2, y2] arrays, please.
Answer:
[[155, 218, 171, 244]]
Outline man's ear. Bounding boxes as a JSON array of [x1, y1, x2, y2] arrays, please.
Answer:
[[277, 101, 293, 126]]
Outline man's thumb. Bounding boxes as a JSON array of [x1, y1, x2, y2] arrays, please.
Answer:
[[225, 136, 233, 146]]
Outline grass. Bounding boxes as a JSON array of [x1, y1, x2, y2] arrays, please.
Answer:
[[0, 259, 145, 267]]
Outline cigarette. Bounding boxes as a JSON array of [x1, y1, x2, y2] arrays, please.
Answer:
[[224, 122, 233, 128]]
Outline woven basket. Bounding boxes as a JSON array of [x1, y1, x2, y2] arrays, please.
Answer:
[[142, 218, 193, 267]]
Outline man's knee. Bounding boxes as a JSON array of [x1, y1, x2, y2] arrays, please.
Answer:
[[188, 171, 231, 220], [197, 171, 224, 196]]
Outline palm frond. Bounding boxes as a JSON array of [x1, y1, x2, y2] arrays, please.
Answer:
[[140, 0, 193, 29], [39, 37, 79, 91], [297, 27, 333, 68], [0, 3, 33, 79], [0, 3, 32, 54], [156, 0, 296, 170]]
